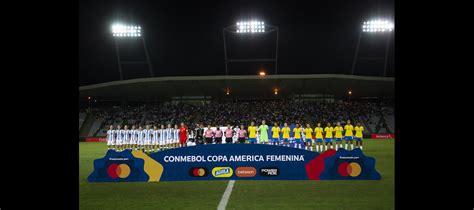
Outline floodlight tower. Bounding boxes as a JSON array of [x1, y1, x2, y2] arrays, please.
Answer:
[[351, 19, 394, 77], [111, 23, 154, 80], [223, 20, 279, 75]]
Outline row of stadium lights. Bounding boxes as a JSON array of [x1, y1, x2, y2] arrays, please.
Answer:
[[111, 19, 393, 38]]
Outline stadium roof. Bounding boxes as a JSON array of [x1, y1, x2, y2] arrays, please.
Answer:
[[79, 74, 394, 100]]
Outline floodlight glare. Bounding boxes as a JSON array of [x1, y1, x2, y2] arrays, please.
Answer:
[[362, 19, 394, 33], [235, 20, 266, 33], [111, 23, 142, 37]]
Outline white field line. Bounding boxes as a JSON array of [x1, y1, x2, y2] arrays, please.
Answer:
[[217, 180, 236, 210]]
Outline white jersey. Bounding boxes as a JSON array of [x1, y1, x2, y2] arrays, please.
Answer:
[[153, 129, 159, 141], [165, 128, 173, 140], [148, 129, 154, 140], [158, 129, 164, 141], [232, 128, 239, 142], [118, 129, 126, 141], [142, 129, 149, 140], [137, 130, 144, 141], [107, 130, 114, 141], [131, 129, 138, 141], [124, 129, 132, 141], [174, 129, 180, 141]]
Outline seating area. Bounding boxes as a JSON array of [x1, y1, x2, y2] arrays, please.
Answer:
[[85, 100, 394, 137]]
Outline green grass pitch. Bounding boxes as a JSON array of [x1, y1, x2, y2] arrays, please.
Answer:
[[80, 139, 394, 210]]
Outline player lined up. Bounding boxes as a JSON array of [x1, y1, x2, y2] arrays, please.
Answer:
[[106, 123, 188, 152], [273, 120, 364, 152]]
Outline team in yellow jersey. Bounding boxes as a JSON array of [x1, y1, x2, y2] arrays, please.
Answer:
[[303, 124, 313, 151], [271, 122, 281, 145], [344, 120, 354, 150], [354, 122, 364, 150], [228, 119, 364, 151], [314, 123, 324, 152], [324, 123, 334, 151], [334, 122, 344, 150], [292, 123, 303, 149], [247, 121, 258, 144], [281, 123, 291, 147]]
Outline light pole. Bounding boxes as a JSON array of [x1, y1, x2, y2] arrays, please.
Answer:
[[351, 19, 394, 76], [111, 23, 154, 80], [223, 20, 279, 75]]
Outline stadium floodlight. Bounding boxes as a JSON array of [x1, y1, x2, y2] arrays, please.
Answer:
[[111, 23, 142, 37], [235, 21, 266, 33], [223, 20, 279, 75], [110, 22, 154, 80], [352, 18, 394, 76], [362, 19, 394, 33]]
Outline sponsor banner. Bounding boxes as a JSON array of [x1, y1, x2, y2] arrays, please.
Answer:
[[88, 144, 381, 182], [85, 137, 106, 142], [371, 134, 395, 139]]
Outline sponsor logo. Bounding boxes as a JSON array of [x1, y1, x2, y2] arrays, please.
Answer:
[[107, 164, 131, 179], [189, 167, 208, 177], [212, 167, 233, 178], [338, 162, 362, 177], [260, 167, 279, 176], [235, 167, 256, 177]]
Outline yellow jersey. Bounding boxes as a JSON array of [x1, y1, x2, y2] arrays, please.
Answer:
[[282, 127, 291, 138], [314, 127, 323, 139], [304, 128, 313, 139], [248, 126, 257, 138], [324, 127, 334, 138], [271, 127, 281, 138], [344, 124, 354, 136], [355, 126, 364, 138], [293, 127, 302, 139], [334, 126, 344, 138]]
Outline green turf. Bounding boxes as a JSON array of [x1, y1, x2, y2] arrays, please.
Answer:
[[80, 139, 394, 210]]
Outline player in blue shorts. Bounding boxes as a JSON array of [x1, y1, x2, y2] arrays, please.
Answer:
[[248, 122, 258, 144], [354, 122, 364, 150], [271, 123, 281, 145], [281, 123, 291, 147], [344, 120, 354, 150], [314, 123, 324, 152], [303, 123, 314, 151], [292, 123, 303, 149], [333, 122, 344, 151], [324, 123, 334, 150]]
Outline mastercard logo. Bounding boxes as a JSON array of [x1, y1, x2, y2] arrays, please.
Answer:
[[107, 164, 131, 179], [189, 167, 208, 177], [338, 162, 362, 177]]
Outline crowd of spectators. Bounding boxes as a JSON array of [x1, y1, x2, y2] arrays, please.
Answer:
[[90, 100, 393, 132]]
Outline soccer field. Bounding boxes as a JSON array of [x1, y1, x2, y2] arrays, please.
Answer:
[[79, 139, 394, 210]]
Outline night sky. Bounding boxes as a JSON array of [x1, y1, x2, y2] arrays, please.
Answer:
[[79, 0, 394, 86]]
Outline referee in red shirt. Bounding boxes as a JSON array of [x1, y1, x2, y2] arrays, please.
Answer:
[[179, 122, 188, 147]]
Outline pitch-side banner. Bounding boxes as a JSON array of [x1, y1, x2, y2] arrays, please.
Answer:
[[88, 144, 381, 182]]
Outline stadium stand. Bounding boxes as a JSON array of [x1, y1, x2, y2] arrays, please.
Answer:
[[86, 100, 394, 137]]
